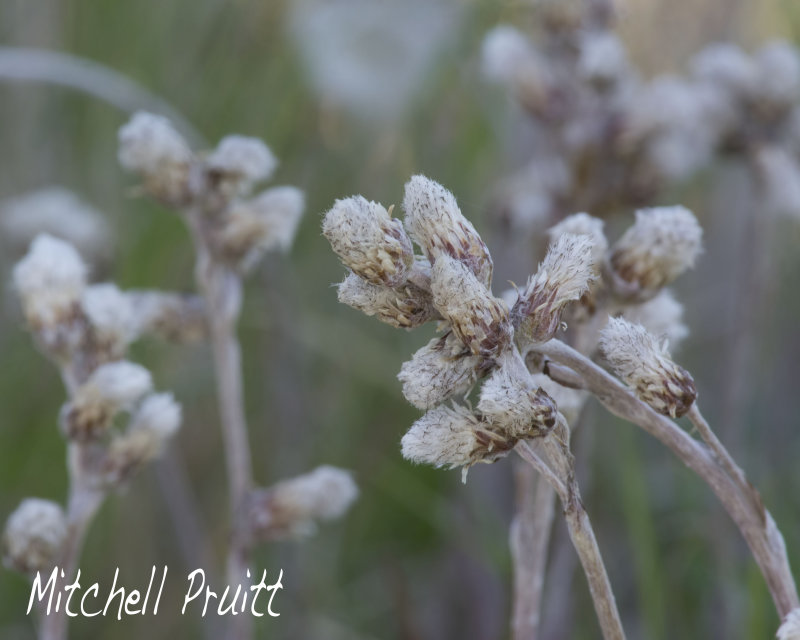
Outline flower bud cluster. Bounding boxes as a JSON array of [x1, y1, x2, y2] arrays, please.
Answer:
[[2, 499, 67, 574], [118, 112, 305, 271], [324, 176, 593, 474]]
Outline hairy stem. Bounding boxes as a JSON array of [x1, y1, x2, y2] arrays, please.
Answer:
[[535, 338, 799, 617]]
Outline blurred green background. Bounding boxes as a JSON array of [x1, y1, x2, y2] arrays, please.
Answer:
[[1, 0, 800, 638]]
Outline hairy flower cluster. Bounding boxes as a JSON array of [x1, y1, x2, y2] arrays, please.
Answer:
[[599, 317, 697, 418], [324, 176, 587, 474], [244, 466, 358, 540], [118, 112, 305, 271], [2, 499, 67, 574]]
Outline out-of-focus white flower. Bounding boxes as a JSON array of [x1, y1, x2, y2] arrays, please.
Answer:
[[289, 0, 462, 122], [777, 608, 800, 640], [118, 111, 191, 173], [13, 234, 87, 330], [0, 188, 112, 261], [206, 135, 277, 188], [82, 283, 138, 357], [755, 146, 800, 220], [755, 41, 800, 108], [621, 289, 689, 350], [691, 43, 757, 97], [2, 498, 66, 574], [578, 32, 627, 84]]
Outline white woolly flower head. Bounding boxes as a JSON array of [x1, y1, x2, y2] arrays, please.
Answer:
[[398, 330, 482, 409], [755, 41, 800, 108], [206, 135, 277, 187], [118, 111, 191, 173], [82, 283, 138, 357], [0, 188, 112, 261], [609, 206, 702, 296], [338, 271, 437, 330], [13, 234, 88, 329], [691, 43, 757, 97], [755, 146, 800, 220], [3, 498, 67, 574], [271, 465, 358, 522], [248, 186, 305, 252], [401, 404, 483, 469], [599, 317, 697, 418], [482, 25, 549, 108], [323, 195, 414, 287], [430, 255, 512, 358], [103, 393, 182, 484], [512, 233, 596, 344], [622, 289, 689, 350], [578, 32, 627, 84], [777, 608, 800, 640], [61, 361, 153, 441], [403, 175, 493, 287]]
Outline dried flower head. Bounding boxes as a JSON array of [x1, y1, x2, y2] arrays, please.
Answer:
[[82, 283, 138, 359], [216, 186, 305, 268], [337, 272, 437, 330], [403, 175, 493, 287], [548, 213, 608, 266], [401, 404, 515, 472], [599, 317, 697, 418], [248, 466, 358, 539], [323, 196, 414, 287], [512, 233, 596, 344], [477, 353, 558, 438], [430, 255, 512, 358], [13, 235, 87, 351], [482, 26, 549, 108], [777, 608, 800, 640], [398, 330, 483, 409], [0, 187, 112, 261], [104, 393, 182, 484], [608, 206, 702, 297], [206, 135, 277, 191], [2, 498, 67, 574], [118, 112, 191, 203], [61, 361, 153, 441], [529, 373, 587, 426]]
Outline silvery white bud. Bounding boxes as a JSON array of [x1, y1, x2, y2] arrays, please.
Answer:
[[2, 498, 66, 574], [337, 272, 437, 330], [599, 317, 697, 418], [403, 175, 493, 287], [323, 196, 414, 287], [777, 608, 800, 640], [206, 135, 277, 190], [621, 289, 688, 350], [82, 283, 138, 359]]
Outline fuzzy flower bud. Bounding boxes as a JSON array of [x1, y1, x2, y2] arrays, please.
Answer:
[[777, 608, 800, 640], [337, 272, 437, 329], [599, 317, 697, 418], [398, 330, 483, 409], [104, 393, 182, 484], [216, 186, 305, 268], [3, 498, 66, 574], [529, 373, 587, 426], [82, 283, 138, 359], [13, 234, 87, 333], [401, 404, 521, 477], [691, 43, 756, 97], [126, 291, 207, 343], [403, 175, 493, 287], [608, 206, 702, 297], [512, 234, 596, 344], [755, 41, 800, 109], [482, 26, 549, 108], [477, 352, 558, 438], [61, 361, 153, 441], [430, 255, 512, 358], [118, 112, 191, 202], [246, 466, 359, 540], [323, 196, 414, 287], [206, 135, 277, 190], [578, 32, 627, 84]]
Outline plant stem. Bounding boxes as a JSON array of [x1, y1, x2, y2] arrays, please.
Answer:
[[516, 438, 626, 640], [510, 462, 556, 640], [535, 338, 799, 617]]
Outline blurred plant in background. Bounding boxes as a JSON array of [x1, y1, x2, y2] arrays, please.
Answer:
[[1, 0, 800, 639]]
